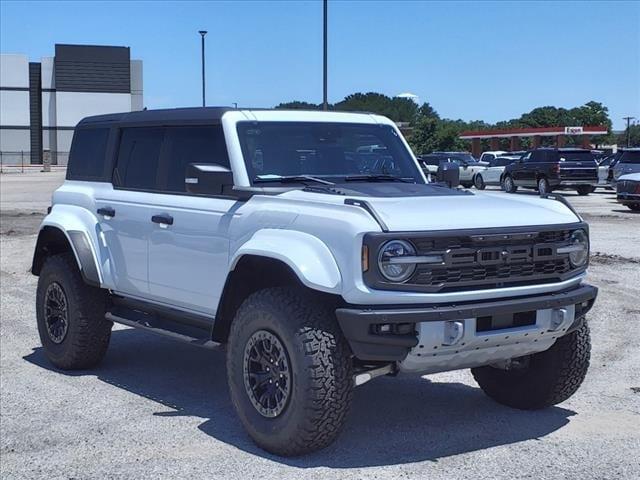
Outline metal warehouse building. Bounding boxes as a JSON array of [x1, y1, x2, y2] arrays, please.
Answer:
[[0, 44, 142, 166]]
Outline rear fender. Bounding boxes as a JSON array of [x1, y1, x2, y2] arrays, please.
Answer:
[[32, 205, 109, 288]]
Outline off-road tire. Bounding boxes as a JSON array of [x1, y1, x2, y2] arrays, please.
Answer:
[[227, 287, 354, 456], [471, 322, 591, 410], [474, 174, 486, 190], [502, 175, 517, 193], [36, 253, 111, 369], [576, 185, 593, 196], [537, 177, 551, 195]]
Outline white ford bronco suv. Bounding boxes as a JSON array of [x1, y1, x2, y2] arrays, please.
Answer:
[[32, 107, 597, 456]]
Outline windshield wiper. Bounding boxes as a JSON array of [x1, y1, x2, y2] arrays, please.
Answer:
[[344, 174, 413, 183], [253, 175, 335, 185]]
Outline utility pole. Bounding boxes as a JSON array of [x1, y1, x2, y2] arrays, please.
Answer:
[[623, 116, 636, 147], [322, 0, 328, 110], [199, 30, 207, 107]]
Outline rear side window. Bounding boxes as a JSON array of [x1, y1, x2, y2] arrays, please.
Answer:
[[66, 128, 110, 181], [620, 151, 640, 164], [530, 150, 547, 162], [161, 126, 230, 193], [115, 127, 164, 190]]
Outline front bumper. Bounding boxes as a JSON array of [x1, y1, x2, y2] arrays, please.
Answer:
[[336, 283, 597, 364], [617, 193, 640, 205]]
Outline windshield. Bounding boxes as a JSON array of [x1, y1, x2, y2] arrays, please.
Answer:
[[236, 122, 423, 184], [619, 151, 640, 164]]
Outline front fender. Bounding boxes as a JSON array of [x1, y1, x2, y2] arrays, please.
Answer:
[[230, 229, 342, 294], [35, 204, 106, 287]]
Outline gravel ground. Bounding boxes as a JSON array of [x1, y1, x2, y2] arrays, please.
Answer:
[[1, 171, 639, 479]]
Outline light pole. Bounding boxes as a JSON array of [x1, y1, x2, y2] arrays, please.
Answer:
[[322, 0, 328, 110], [623, 116, 636, 147], [199, 30, 207, 107]]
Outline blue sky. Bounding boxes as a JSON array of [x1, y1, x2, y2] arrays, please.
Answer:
[[1, 0, 638, 129]]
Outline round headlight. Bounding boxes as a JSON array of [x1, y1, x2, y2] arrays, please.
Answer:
[[569, 229, 589, 267], [378, 240, 417, 282]]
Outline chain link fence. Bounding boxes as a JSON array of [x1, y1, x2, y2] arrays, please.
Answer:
[[0, 151, 69, 173]]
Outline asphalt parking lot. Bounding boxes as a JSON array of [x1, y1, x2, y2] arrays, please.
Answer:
[[1, 171, 639, 479]]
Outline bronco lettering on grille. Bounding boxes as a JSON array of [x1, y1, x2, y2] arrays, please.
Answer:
[[442, 244, 557, 267]]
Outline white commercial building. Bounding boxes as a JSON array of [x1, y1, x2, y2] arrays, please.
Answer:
[[0, 44, 143, 165]]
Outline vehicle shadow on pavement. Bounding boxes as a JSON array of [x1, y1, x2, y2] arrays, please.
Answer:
[[611, 209, 640, 214], [24, 328, 576, 468]]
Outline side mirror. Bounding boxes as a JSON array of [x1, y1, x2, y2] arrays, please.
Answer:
[[185, 163, 234, 195], [437, 161, 460, 188]]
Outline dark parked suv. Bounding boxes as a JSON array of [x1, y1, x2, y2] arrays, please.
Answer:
[[502, 148, 598, 196]]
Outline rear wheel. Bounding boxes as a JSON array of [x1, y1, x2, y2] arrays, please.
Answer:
[[474, 174, 486, 190], [227, 287, 353, 456], [576, 185, 594, 196], [502, 175, 517, 193], [36, 253, 112, 369], [537, 177, 551, 195], [472, 323, 591, 409], [627, 203, 640, 211]]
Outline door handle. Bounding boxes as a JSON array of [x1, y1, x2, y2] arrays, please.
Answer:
[[151, 214, 174, 226], [97, 207, 115, 217]]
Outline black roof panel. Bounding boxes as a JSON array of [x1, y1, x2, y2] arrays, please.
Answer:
[[77, 107, 233, 128]]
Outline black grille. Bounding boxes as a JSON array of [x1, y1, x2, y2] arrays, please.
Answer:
[[363, 225, 586, 293], [617, 180, 639, 194], [413, 259, 571, 290]]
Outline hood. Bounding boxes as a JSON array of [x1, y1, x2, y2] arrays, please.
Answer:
[[278, 187, 580, 231], [619, 172, 640, 182]]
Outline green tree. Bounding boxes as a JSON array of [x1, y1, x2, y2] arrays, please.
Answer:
[[275, 101, 320, 110], [568, 101, 613, 146], [616, 124, 640, 147], [569, 101, 611, 127], [408, 115, 439, 154], [519, 106, 571, 127], [333, 92, 418, 122], [417, 102, 440, 120]]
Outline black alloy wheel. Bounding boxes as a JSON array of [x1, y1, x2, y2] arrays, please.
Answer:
[[243, 329, 292, 418], [44, 282, 69, 344]]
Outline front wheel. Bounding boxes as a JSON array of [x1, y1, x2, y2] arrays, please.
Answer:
[[474, 174, 486, 190], [226, 288, 353, 456], [502, 175, 517, 193], [627, 203, 640, 211], [471, 323, 591, 410]]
